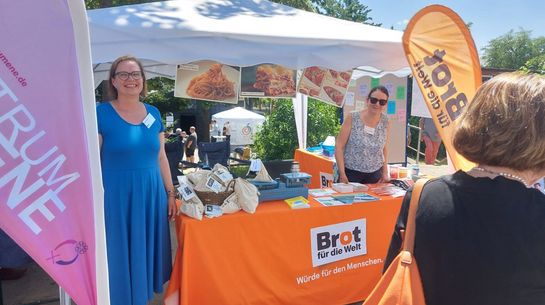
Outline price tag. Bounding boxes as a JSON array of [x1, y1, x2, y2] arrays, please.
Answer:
[[364, 125, 375, 135], [206, 177, 223, 193], [142, 113, 156, 128], [215, 168, 233, 183], [250, 159, 262, 172], [177, 184, 196, 201]]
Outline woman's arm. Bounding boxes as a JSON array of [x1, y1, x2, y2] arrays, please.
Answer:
[[379, 119, 391, 182], [335, 114, 352, 183], [158, 133, 177, 221]]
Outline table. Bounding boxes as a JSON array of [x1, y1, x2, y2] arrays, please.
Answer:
[[165, 195, 403, 305], [294, 148, 336, 188]]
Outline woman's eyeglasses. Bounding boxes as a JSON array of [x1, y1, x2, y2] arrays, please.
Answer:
[[114, 71, 143, 80], [369, 97, 388, 106]]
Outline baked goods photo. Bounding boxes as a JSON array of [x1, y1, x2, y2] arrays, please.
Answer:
[[303, 66, 325, 87], [323, 86, 344, 106]]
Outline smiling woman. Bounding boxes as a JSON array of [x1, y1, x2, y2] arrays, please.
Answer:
[[335, 85, 391, 184], [97, 55, 176, 305]]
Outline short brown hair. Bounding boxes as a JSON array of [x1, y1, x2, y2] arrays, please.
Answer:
[[106, 55, 147, 100], [453, 72, 545, 171]]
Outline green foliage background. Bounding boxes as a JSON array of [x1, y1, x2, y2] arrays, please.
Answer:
[[253, 99, 340, 160], [482, 29, 545, 74]]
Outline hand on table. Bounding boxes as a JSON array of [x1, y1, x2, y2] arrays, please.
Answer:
[[339, 173, 349, 184]]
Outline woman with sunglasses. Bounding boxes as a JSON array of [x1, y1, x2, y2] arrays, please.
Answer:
[[335, 85, 390, 184], [97, 55, 176, 305]]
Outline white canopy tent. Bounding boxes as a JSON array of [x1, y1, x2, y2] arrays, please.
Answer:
[[211, 107, 266, 145], [88, 0, 408, 85], [88, 0, 410, 148]]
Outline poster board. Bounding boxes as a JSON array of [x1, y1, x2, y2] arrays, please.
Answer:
[[240, 64, 297, 98], [175, 60, 240, 103], [344, 74, 407, 164], [298, 66, 352, 107]]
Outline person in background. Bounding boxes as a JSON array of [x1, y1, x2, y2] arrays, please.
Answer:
[[186, 126, 197, 163], [384, 72, 545, 305], [97, 55, 176, 305], [209, 119, 219, 142], [223, 121, 231, 141], [335, 85, 390, 184], [0, 229, 31, 281], [419, 117, 442, 165]]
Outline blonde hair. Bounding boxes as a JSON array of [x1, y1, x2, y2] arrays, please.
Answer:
[[106, 55, 147, 100], [453, 72, 545, 171]]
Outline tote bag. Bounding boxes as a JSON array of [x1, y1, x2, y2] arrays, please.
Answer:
[[363, 179, 428, 305]]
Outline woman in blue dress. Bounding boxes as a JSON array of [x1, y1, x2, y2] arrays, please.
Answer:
[[97, 55, 176, 305]]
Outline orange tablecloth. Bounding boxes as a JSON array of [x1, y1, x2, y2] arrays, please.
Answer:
[[294, 148, 335, 188], [165, 196, 402, 305]]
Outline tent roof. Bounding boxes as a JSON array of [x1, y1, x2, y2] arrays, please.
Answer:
[[212, 107, 265, 120], [88, 0, 408, 84]]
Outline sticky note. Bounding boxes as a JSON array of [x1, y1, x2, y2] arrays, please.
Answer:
[[387, 100, 396, 114], [371, 78, 380, 88], [396, 86, 406, 99]]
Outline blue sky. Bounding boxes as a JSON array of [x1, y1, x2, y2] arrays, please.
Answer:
[[361, 0, 545, 53]]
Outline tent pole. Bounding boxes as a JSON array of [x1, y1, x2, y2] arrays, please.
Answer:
[[59, 287, 71, 305]]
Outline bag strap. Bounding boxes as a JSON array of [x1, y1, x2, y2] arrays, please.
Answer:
[[402, 178, 428, 253]]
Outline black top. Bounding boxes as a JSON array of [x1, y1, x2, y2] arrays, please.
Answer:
[[186, 134, 197, 150], [384, 171, 545, 305]]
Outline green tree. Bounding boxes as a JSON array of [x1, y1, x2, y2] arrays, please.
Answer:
[[311, 0, 380, 25], [521, 54, 545, 75], [271, 0, 314, 11], [482, 29, 545, 69], [85, 0, 155, 9], [253, 99, 340, 160]]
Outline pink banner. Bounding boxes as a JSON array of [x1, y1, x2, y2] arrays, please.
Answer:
[[0, 1, 104, 305]]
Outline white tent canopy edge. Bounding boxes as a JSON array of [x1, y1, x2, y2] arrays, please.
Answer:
[[88, 0, 409, 85], [88, 0, 411, 149]]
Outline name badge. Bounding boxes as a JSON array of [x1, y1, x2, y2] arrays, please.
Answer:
[[142, 113, 155, 128], [364, 125, 375, 135]]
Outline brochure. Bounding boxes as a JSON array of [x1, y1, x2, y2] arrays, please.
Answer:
[[370, 185, 406, 197], [308, 188, 337, 197], [315, 192, 379, 207], [284, 196, 310, 209], [314, 196, 348, 207]]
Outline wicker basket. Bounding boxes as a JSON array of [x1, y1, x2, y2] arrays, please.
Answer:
[[194, 180, 235, 205]]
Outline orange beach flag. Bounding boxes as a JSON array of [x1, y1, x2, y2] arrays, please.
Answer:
[[403, 5, 481, 171]]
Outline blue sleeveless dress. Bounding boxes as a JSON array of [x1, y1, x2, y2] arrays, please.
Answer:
[[97, 102, 172, 305]]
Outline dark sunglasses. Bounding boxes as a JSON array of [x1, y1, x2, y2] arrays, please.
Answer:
[[369, 97, 388, 106]]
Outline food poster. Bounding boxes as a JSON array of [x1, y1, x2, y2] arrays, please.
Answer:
[[175, 60, 240, 104], [344, 74, 408, 164], [297, 66, 353, 107], [240, 64, 297, 98]]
